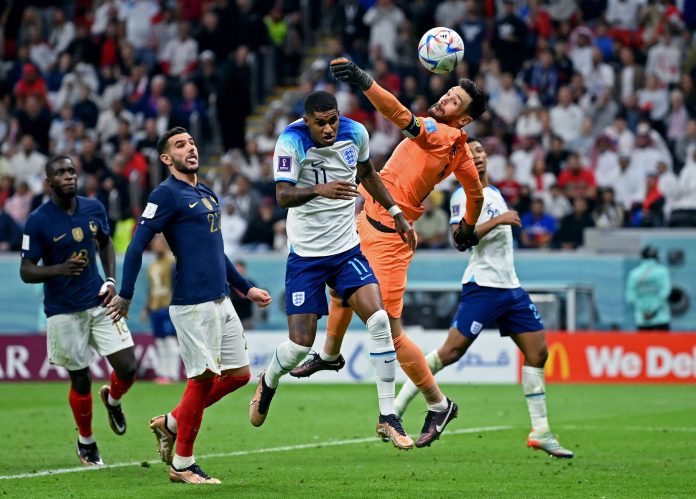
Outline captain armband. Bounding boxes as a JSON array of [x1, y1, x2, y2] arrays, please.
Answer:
[[401, 114, 421, 139]]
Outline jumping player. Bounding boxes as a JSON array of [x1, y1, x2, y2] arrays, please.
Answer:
[[291, 58, 485, 447], [248, 90, 425, 449], [106, 127, 272, 483], [20, 155, 137, 466], [394, 139, 574, 458]]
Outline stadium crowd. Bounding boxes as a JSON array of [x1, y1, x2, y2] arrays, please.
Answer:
[[1, 0, 696, 254]]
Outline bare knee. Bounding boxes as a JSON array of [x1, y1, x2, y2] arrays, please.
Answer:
[[525, 344, 548, 368], [438, 344, 467, 367], [69, 368, 91, 395]]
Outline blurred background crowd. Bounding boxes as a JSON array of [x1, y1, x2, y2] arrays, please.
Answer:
[[1, 0, 696, 256]]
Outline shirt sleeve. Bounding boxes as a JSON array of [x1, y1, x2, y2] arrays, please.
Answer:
[[449, 188, 466, 225], [355, 123, 370, 163], [95, 200, 110, 237], [139, 185, 177, 233], [273, 132, 302, 184], [452, 146, 484, 226], [20, 214, 43, 263]]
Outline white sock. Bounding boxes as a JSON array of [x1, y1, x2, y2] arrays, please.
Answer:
[[319, 351, 340, 362], [166, 412, 178, 434], [172, 453, 194, 470], [78, 434, 96, 445], [108, 392, 121, 406], [394, 350, 444, 417], [265, 340, 311, 389], [522, 365, 550, 432], [366, 310, 396, 416]]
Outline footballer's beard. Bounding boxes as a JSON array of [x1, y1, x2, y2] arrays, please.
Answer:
[[172, 158, 199, 173], [53, 184, 77, 199], [428, 103, 451, 125]]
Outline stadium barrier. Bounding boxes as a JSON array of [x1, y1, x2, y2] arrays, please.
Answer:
[[543, 332, 696, 383], [2, 331, 694, 384], [0, 331, 519, 383]]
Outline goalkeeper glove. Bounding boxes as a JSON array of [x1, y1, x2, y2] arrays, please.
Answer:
[[453, 222, 479, 252], [330, 58, 374, 91]]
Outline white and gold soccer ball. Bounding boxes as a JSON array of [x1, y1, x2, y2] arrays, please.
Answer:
[[417, 27, 465, 74]]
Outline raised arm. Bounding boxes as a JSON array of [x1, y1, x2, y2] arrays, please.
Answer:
[[330, 58, 415, 131]]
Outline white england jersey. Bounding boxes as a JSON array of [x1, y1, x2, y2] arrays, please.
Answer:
[[450, 185, 520, 288], [273, 117, 367, 256]]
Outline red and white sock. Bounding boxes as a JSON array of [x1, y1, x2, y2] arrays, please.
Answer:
[[108, 371, 134, 406], [69, 388, 94, 443], [172, 377, 214, 466]]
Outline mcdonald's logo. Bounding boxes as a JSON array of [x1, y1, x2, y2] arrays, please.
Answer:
[[547, 342, 570, 380]]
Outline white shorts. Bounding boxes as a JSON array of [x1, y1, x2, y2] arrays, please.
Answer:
[[46, 306, 134, 371], [169, 296, 248, 378]]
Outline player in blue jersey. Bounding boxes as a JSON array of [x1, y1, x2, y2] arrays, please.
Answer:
[[393, 139, 574, 458], [20, 155, 137, 467], [106, 127, 272, 484], [247, 90, 438, 450]]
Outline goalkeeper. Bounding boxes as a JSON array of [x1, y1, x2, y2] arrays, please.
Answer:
[[292, 58, 486, 444]]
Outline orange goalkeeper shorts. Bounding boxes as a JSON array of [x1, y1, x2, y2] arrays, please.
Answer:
[[356, 211, 415, 319]]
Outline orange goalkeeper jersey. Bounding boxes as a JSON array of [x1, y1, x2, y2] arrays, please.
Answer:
[[359, 117, 481, 227]]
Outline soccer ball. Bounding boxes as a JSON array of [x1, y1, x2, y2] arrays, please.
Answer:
[[418, 27, 465, 74]]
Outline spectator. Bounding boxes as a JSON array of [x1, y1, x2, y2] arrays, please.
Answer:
[[221, 199, 248, 257], [529, 158, 556, 196], [496, 162, 522, 208], [520, 48, 558, 106], [656, 161, 679, 219], [646, 31, 682, 87], [520, 197, 556, 249], [159, 21, 198, 79], [604, 114, 634, 156], [492, 0, 528, 75], [550, 86, 584, 144], [435, 0, 467, 28], [15, 95, 51, 154], [241, 198, 278, 251], [568, 117, 595, 159], [555, 196, 595, 249], [510, 136, 539, 187], [585, 49, 615, 100], [459, 3, 486, 75], [613, 154, 645, 212], [638, 75, 670, 128], [4, 181, 33, 227], [593, 187, 625, 228], [557, 152, 597, 200], [666, 90, 689, 152], [0, 207, 22, 251], [489, 72, 524, 127], [14, 63, 48, 111], [626, 246, 672, 331], [413, 193, 449, 249], [636, 173, 666, 227], [218, 46, 253, 152], [668, 148, 696, 227], [72, 84, 100, 129], [594, 134, 620, 188], [48, 9, 76, 59], [614, 46, 645, 105], [8, 135, 46, 194], [231, 174, 262, 223], [363, 0, 405, 63], [541, 183, 572, 221]]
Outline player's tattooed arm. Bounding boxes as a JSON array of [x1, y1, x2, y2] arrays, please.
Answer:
[[19, 256, 87, 283], [276, 179, 358, 208], [357, 160, 416, 251]]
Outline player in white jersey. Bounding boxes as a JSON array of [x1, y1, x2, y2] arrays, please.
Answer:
[[394, 139, 574, 458], [249, 91, 419, 449]]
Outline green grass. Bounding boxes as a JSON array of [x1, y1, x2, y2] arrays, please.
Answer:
[[1, 382, 695, 498]]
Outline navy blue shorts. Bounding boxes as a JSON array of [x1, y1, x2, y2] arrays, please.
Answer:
[[285, 244, 379, 316], [451, 283, 544, 339], [150, 308, 176, 338]]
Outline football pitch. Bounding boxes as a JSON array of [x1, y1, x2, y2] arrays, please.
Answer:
[[1, 382, 694, 498]]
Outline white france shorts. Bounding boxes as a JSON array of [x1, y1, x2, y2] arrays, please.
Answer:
[[169, 296, 247, 378], [46, 305, 134, 371]]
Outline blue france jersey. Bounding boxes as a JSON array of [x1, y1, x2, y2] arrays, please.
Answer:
[[21, 197, 109, 317], [138, 176, 227, 305], [274, 116, 368, 257]]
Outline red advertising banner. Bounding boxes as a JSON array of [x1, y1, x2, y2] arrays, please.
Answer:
[[0, 335, 177, 381], [542, 332, 696, 384]]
